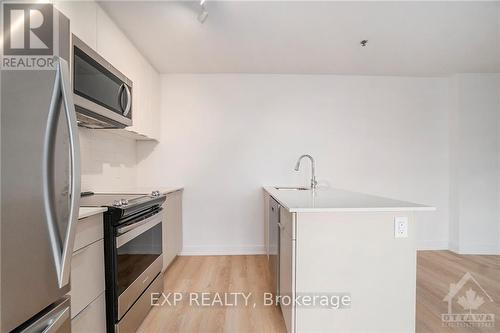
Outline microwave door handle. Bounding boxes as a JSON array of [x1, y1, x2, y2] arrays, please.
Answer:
[[118, 83, 126, 112], [123, 85, 131, 117], [43, 57, 81, 289]]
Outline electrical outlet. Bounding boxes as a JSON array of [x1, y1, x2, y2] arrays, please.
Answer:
[[394, 217, 408, 238]]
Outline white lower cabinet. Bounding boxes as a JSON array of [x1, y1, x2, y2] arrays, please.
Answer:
[[162, 190, 183, 271], [70, 239, 105, 318], [71, 293, 106, 333], [73, 214, 104, 252], [70, 213, 106, 333], [279, 208, 295, 333]]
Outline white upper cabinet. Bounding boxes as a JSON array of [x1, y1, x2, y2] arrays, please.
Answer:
[[55, 1, 160, 141], [96, 6, 160, 141], [95, 6, 136, 77], [54, 1, 97, 49], [138, 60, 161, 141]]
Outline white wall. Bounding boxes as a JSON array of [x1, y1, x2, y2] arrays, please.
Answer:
[[136, 74, 450, 254], [79, 129, 137, 192], [449, 74, 500, 254]]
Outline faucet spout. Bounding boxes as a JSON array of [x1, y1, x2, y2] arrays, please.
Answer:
[[294, 154, 318, 190]]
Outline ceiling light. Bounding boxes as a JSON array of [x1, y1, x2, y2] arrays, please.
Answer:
[[198, 0, 208, 23]]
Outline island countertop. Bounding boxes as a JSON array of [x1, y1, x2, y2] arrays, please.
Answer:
[[264, 186, 435, 213]]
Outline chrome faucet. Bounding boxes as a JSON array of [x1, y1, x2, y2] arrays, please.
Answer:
[[294, 154, 318, 190]]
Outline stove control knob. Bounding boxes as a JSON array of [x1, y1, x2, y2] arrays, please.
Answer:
[[151, 190, 161, 197], [120, 199, 129, 206], [113, 200, 122, 207]]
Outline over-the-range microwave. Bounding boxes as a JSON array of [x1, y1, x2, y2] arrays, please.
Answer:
[[72, 35, 133, 129]]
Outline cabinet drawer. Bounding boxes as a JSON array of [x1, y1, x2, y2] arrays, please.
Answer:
[[71, 292, 106, 333], [74, 214, 103, 252], [69, 239, 105, 318]]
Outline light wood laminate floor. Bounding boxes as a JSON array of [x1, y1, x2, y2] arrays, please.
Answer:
[[138, 252, 500, 333], [137, 256, 286, 333], [416, 251, 500, 333]]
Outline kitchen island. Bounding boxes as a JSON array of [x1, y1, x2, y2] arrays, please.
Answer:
[[263, 186, 435, 333]]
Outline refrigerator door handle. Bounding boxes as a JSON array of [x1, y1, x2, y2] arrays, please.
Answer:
[[43, 57, 81, 288], [59, 57, 81, 287]]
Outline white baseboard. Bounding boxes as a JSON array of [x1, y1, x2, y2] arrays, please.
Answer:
[[180, 242, 498, 255], [180, 245, 266, 256], [448, 241, 459, 253], [417, 240, 449, 250], [450, 242, 500, 255]]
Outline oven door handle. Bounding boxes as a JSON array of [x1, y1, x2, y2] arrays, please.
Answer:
[[116, 213, 162, 248]]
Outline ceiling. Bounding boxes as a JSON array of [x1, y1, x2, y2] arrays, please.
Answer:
[[100, 1, 500, 76]]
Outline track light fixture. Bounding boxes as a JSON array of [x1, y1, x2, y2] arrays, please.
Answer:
[[198, 0, 208, 23]]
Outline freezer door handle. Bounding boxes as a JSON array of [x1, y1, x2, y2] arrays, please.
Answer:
[[40, 306, 69, 333], [43, 57, 81, 288], [21, 297, 71, 333]]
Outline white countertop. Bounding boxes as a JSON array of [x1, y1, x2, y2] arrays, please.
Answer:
[[78, 207, 107, 219], [93, 187, 183, 195], [264, 186, 435, 213], [78, 187, 183, 219]]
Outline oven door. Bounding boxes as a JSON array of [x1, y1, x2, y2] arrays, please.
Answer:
[[115, 211, 163, 320]]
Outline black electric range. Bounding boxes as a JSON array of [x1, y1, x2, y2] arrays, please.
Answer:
[[80, 191, 166, 333], [80, 191, 166, 224]]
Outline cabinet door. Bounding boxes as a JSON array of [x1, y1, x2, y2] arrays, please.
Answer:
[[96, 6, 135, 78], [73, 214, 103, 252], [95, 5, 160, 140], [149, 67, 161, 140], [69, 239, 105, 319], [54, 1, 97, 49], [71, 293, 106, 333], [279, 209, 295, 333], [163, 190, 183, 270], [263, 191, 270, 257]]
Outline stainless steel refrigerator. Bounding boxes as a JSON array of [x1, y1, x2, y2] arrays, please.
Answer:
[[1, 10, 80, 333]]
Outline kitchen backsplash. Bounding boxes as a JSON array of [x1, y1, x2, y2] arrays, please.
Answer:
[[79, 128, 137, 192]]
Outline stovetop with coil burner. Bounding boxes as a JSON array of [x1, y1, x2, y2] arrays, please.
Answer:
[[80, 191, 166, 221]]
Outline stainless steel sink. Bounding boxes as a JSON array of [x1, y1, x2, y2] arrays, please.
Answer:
[[274, 186, 310, 191]]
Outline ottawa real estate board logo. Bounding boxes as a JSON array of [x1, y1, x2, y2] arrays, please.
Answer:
[[1, 2, 55, 69], [442, 272, 495, 328]]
